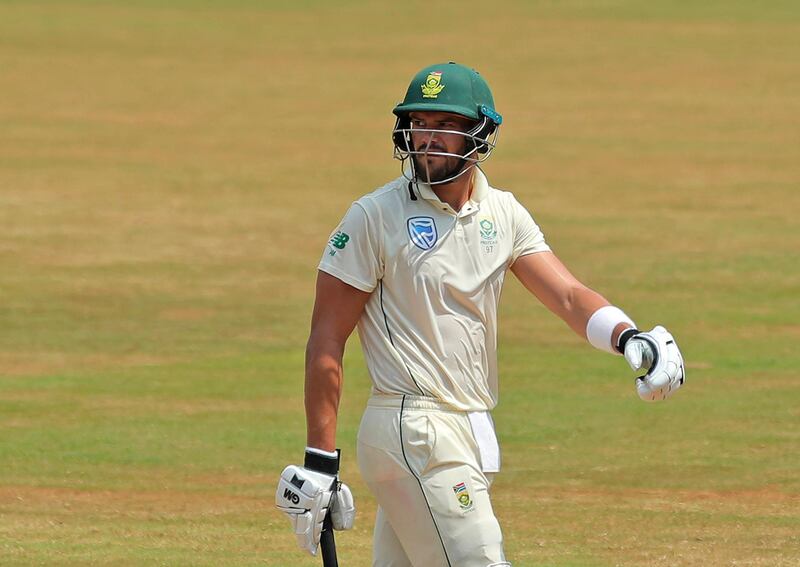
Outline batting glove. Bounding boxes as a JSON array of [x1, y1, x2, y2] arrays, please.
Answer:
[[618, 325, 686, 402], [275, 449, 355, 556]]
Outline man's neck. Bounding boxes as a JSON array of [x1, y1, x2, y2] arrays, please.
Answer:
[[431, 169, 475, 212]]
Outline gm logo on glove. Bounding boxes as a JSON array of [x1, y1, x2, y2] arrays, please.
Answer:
[[283, 488, 301, 505]]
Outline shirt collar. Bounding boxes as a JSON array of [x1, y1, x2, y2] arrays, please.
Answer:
[[470, 167, 489, 203], [408, 166, 490, 208]]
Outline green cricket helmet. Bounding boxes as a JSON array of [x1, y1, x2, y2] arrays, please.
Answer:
[[392, 61, 503, 185], [392, 62, 503, 184]]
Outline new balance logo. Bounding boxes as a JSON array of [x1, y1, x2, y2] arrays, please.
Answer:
[[329, 231, 350, 250]]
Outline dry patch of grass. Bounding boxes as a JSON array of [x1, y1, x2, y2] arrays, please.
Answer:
[[497, 486, 799, 566]]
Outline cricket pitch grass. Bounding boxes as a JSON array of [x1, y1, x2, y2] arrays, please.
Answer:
[[1, 1, 798, 565]]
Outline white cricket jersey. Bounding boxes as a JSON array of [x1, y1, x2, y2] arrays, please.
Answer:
[[318, 168, 550, 411]]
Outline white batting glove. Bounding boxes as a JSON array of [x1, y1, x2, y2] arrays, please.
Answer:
[[275, 449, 355, 556], [619, 326, 686, 402], [276, 465, 334, 555]]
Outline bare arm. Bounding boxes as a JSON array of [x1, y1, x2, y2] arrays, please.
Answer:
[[305, 270, 372, 452], [510, 251, 630, 346]]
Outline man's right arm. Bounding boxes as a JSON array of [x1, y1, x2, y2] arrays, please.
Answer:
[[305, 270, 372, 452], [275, 270, 369, 557]]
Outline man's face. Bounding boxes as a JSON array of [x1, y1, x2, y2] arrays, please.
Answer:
[[408, 111, 476, 184]]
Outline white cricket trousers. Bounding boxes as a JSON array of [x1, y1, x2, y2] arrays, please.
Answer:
[[357, 394, 507, 567]]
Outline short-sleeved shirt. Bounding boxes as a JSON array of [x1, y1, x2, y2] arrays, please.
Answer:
[[318, 168, 549, 411]]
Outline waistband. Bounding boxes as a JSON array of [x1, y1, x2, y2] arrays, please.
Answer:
[[367, 394, 467, 413]]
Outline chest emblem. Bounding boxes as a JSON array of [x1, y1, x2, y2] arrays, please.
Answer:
[[479, 219, 497, 240], [407, 216, 438, 250], [479, 217, 498, 253]]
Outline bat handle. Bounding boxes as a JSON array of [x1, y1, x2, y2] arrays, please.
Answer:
[[320, 505, 338, 567]]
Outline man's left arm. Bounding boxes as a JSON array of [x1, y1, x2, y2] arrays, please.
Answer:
[[511, 251, 685, 401]]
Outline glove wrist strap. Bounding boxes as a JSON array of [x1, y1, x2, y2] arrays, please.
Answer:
[[616, 327, 640, 354], [304, 448, 340, 475]]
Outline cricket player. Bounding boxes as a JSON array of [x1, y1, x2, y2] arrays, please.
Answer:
[[276, 62, 685, 566]]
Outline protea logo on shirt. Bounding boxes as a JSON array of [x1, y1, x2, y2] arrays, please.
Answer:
[[407, 216, 438, 250], [479, 217, 498, 253], [479, 219, 497, 240]]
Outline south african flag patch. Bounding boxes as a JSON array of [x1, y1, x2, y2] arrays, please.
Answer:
[[452, 481, 474, 511]]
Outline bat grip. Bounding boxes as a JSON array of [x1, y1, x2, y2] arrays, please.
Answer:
[[320, 498, 338, 567]]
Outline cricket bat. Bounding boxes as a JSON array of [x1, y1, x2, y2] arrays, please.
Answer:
[[320, 510, 338, 567]]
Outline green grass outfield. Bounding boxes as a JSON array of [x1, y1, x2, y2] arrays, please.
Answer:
[[1, 1, 798, 565]]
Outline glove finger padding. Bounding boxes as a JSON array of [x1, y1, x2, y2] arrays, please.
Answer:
[[330, 482, 355, 530], [629, 325, 685, 402], [624, 340, 653, 372], [275, 465, 336, 556]]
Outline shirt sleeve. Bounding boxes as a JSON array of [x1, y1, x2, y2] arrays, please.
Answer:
[[318, 200, 383, 292], [509, 193, 550, 264]]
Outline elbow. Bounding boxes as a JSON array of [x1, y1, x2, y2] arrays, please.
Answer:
[[306, 330, 346, 366]]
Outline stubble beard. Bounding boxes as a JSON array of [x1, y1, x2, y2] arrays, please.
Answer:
[[412, 152, 469, 184]]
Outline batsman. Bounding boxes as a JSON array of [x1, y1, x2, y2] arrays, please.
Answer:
[[276, 62, 685, 566]]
